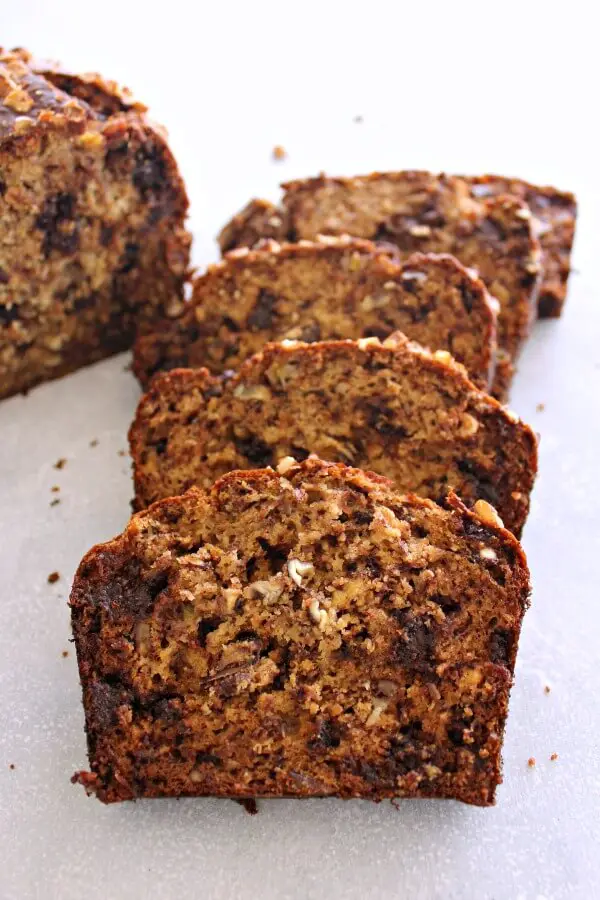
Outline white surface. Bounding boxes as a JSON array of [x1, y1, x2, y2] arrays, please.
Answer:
[[1, 3, 599, 898]]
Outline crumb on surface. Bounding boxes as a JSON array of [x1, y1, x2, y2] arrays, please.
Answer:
[[118, 449, 126, 457], [62, 650, 69, 658], [51, 485, 60, 492], [272, 145, 287, 161], [544, 685, 551, 694], [9, 764, 15, 770], [89, 439, 99, 447], [550, 753, 558, 761], [47, 571, 60, 584], [54, 458, 67, 469], [536, 403, 545, 412], [235, 798, 258, 815], [353, 114, 363, 123], [50, 498, 61, 507], [528, 757, 536, 767]]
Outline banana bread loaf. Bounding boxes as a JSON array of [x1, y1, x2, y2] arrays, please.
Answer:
[[71, 458, 530, 806], [218, 171, 543, 398], [466, 175, 576, 318], [0, 47, 191, 400], [133, 237, 498, 393], [129, 334, 537, 535]]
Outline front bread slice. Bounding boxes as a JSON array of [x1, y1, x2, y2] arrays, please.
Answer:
[[71, 459, 530, 806]]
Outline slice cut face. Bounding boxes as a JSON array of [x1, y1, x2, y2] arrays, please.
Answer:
[[218, 171, 544, 398], [133, 238, 498, 393], [70, 459, 531, 806], [0, 48, 190, 400], [129, 334, 537, 536]]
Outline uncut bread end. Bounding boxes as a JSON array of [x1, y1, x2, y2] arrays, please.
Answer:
[[70, 459, 530, 805], [129, 334, 537, 536], [0, 47, 190, 400]]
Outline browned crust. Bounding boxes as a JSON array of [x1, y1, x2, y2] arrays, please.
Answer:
[[70, 458, 530, 805], [129, 334, 537, 535], [133, 237, 498, 393]]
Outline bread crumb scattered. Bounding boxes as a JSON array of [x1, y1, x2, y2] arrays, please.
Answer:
[[54, 458, 67, 469], [544, 685, 551, 694], [118, 449, 126, 457], [51, 485, 60, 493], [9, 764, 15, 770], [550, 753, 558, 761], [272, 145, 287, 161], [89, 439, 99, 447], [47, 571, 60, 584], [50, 498, 61, 507], [62, 650, 69, 658], [528, 757, 536, 767], [536, 403, 545, 413]]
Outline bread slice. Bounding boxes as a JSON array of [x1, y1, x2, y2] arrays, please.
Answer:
[[218, 171, 543, 397], [0, 48, 190, 400], [71, 458, 530, 806], [466, 175, 576, 318], [129, 334, 537, 536], [133, 237, 498, 393]]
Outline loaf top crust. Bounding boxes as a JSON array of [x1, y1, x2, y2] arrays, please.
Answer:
[[71, 458, 530, 805]]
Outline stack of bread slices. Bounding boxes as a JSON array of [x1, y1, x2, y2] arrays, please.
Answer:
[[1, 50, 577, 808]]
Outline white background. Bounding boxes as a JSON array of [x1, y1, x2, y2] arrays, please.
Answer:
[[1, 2, 599, 898]]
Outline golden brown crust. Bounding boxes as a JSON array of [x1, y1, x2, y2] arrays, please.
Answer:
[[70, 458, 530, 805], [133, 237, 498, 393], [217, 170, 545, 398], [129, 334, 537, 535], [0, 47, 190, 399]]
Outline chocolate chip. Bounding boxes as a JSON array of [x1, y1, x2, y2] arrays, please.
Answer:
[[0, 178, 6, 196], [353, 509, 374, 526], [365, 403, 408, 439], [154, 438, 168, 455], [457, 458, 499, 508], [299, 321, 322, 342], [0, 267, 9, 285], [100, 224, 114, 246], [490, 627, 512, 666], [195, 752, 222, 767], [35, 192, 79, 257], [0, 303, 18, 324], [119, 242, 139, 273], [133, 144, 167, 198], [247, 290, 277, 330], [234, 434, 273, 467], [391, 613, 435, 671], [197, 617, 223, 647], [310, 718, 342, 749], [460, 284, 477, 314], [257, 538, 290, 574], [430, 594, 460, 615]]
